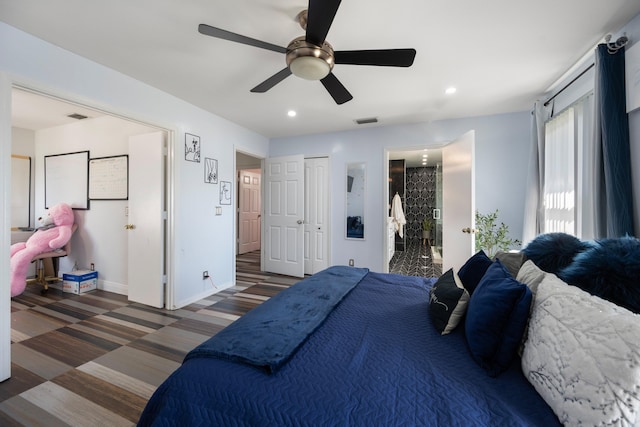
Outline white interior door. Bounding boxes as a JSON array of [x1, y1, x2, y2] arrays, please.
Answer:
[[304, 157, 329, 275], [238, 170, 261, 254], [263, 155, 304, 277], [127, 131, 165, 307], [442, 130, 475, 272]]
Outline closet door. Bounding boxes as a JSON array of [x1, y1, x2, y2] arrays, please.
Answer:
[[304, 157, 329, 275], [263, 155, 305, 277]]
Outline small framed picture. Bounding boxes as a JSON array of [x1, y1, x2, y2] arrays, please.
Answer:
[[185, 133, 201, 162], [204, 158, 218, 184], [220, 181, 232, 205]]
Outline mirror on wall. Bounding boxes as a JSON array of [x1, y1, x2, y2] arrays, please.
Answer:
[[346, 162, 366, 239]]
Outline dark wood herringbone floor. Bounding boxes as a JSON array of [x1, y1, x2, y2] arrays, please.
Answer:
[[0, 250, 295, 426]]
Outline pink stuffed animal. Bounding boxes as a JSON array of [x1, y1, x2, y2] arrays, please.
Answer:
[[10, 202, 75, 297]]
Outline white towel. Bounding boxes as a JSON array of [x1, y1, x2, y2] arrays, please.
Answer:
[[391, 193, 406, 238]]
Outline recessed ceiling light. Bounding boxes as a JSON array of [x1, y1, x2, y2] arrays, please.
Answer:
[[287, 110, 297, 117], [445, 87, 457, 95], [422, 154, 428, 158]]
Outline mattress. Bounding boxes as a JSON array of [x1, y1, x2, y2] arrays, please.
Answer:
[[139, 270, 559, 426]]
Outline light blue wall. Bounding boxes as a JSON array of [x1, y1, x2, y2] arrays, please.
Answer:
[[270, 111, 531, 271], [0, 22, 270, 309]]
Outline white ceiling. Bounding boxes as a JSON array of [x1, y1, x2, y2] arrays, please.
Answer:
[[3, 0, 640, 138], [11, 89, 106, 131]]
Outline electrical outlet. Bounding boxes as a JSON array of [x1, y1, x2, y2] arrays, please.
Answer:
[[348, 259, 354, 267], [90, 263, 95, 271], [203, 271, 209, 280]]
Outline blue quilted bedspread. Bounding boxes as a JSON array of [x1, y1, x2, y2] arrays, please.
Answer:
[[185, 265, 369, 372], [139, 271, 560, 426]]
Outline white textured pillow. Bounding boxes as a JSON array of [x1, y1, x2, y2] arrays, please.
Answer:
[[522, 274, 640, 426], [516, 259, 547, 297]]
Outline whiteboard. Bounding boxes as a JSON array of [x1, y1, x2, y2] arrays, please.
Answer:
[[44, 151, 89, 209], [89, 155, 128, 200], [11, 155, 31, 228]]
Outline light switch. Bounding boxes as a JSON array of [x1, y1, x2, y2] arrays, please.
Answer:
[[215, 206, 222, 216]]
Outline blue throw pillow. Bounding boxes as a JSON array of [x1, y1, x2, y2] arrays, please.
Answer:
[[465, 260, 532, 377], [559, 236, 640, 314], [457, 250, 493, 294], [522, 232, 592, 274]]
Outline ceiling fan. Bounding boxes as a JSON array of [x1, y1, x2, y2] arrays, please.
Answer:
[[198, 0, 416, 105]]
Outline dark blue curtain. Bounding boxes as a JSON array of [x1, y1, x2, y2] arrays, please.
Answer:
[[594, 44, 635, 237]]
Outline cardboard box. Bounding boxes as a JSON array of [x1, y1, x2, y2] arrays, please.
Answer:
[[62, 270, 98, 294]]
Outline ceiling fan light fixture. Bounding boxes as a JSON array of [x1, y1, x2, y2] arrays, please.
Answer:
[[286, 36, 334, 81], [289, 56, 331, 80]]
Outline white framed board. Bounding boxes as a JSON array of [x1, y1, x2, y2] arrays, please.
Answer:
[[89, 155, 129, 200], [45, 151, 89, 209]]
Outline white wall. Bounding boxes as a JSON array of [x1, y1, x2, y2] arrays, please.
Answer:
[[11, 127, 34, 156], [0, 21, 270, 313], [622, 14, 640, 234], [270, 111, 531, 271], [33, 116, 156, 293]]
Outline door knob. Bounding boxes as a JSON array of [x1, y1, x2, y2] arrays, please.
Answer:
[[461, 227, 475, 234], [297, 220, 303, 225], [125, 224, 136, 230]]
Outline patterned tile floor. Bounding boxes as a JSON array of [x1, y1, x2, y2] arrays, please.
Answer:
[[389, 239, 442, 278], [1, 250, 296, 426]]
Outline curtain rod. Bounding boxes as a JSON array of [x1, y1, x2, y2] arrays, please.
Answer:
[[543, 63, 595, 107]]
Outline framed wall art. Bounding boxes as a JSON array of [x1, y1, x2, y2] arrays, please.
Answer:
[[204, 157, 218, 184], [220, 181, 232, 205], [185, 133, 201, 162]]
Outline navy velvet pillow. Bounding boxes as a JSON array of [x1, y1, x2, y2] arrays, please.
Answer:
[[522, 232, 592, 274], [457, 250, 493, 294], [559, 236, 640, 314], [465, 260, 532, 377]]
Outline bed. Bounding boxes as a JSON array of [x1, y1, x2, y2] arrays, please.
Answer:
[[138, 265, 561, 426]]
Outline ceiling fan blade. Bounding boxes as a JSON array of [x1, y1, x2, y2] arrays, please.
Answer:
[[320, 73, 353, 105], [250, 68, 292, 93], [334, 49, 417, 67], [306, 0, 341, 46], [198, 24, 286, 54]]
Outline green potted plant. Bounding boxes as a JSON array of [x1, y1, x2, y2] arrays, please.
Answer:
[[474, 209, 520, 258], [422, 216, 433, 241]]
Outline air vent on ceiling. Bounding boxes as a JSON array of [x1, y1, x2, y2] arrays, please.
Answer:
[[67, 113, 88, 120], [354, 117, 378, 125]]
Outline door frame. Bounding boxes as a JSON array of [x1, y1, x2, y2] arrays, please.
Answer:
[[234, 148, 265, 282], [382, 143, 448, 273], [5, 82, 178, 306]]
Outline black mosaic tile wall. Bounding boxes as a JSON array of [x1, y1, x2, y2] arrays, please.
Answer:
[[404, 166, 437, 240]]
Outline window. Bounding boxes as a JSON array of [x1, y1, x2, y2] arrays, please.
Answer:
[[544, 108, 575, 233], [542, 95, 594, 237]]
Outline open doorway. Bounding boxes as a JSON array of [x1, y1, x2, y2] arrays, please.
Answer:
[[10, 87, 171, 307], [387, 147, 443, 278], [235, 151, 262, 257]]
